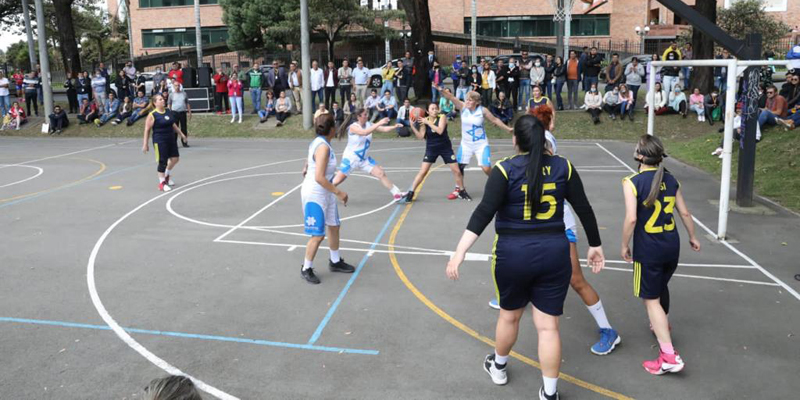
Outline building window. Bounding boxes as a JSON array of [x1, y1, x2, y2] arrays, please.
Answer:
[[464, 15, 610, 37], [142, 27, 228, 48], [139, 0, 218, 8]]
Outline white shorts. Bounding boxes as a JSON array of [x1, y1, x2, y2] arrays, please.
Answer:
[[457, 141, 491, 167], [301, 190, 339, 236], [338, 153, 377, 176]]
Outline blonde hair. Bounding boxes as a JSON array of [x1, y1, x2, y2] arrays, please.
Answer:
[[466, 91, 481, 103]]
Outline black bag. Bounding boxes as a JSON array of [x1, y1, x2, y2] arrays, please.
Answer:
[[396, 126, 411, 137]]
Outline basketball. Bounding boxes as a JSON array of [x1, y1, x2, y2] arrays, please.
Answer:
[[410, 107, 427, 121]]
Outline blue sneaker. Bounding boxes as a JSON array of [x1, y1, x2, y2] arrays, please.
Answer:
[[591, 328, 621, 355], [488, 298, 500, 310]]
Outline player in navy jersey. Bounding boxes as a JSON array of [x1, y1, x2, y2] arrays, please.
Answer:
[[446, 115, 605, 400], [621, 135, 701, 375], [141, 94, 187, 192], [404, 102, 464, 202]]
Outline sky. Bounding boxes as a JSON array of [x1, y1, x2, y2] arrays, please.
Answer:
[[0, 0, 109, 53]]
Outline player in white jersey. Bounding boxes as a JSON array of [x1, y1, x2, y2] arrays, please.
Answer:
[[299, 114, 355, 285], [331, 107, 406, 201], [437, 88, 512, 200]]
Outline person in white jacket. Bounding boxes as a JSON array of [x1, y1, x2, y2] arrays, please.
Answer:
[[530, 59, 546, 93], [480, 60, 496, 107], [645, 82, 668, 115], [584, 83, 603, 124]]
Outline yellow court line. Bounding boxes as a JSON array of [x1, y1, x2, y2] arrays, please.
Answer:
[[0, 158, 107, 203], [387, 165, 634, 400]]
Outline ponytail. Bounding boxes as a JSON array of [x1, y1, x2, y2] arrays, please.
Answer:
[[336, 107, 363, 140], [513, 115, 547, 212], [315, 113, 335, 137], [636, 135, 668, 208]]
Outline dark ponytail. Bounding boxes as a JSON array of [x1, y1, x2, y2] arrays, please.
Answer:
[[336, 107, 364, 140], [636, 135, 668, 208], [514, 115, 547, 213], [315, 113, 335, 137]]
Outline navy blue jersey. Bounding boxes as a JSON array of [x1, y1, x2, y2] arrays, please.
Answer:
[[624, 168, 681, 262], [494, 154, 572, 234], [150, 109, 175, 140], [424, 115, 451, 149]]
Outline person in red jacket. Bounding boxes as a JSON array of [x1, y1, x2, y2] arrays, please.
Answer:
[[13, 70, 24, 99], [213, 68, 229, 114], [168, 62, 183, 85], [227, 72, 243, 124], [3, 101, 26, 130]]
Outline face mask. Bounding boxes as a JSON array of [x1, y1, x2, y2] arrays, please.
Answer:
[[712, 93, 718, 97], [591, 88, 597, 92], [535, 62, 541, 67], [472, 68, 477, 72], [613, 90, 619, 95]]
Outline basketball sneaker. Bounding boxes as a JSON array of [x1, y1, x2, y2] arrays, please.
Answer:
[[643, 350, 684, 375], [393, 192, 407, 202], [590, 328, 621, 355], [538, 386, 560, 400], [329, 258, 355, 273], [158, 182, 172, 192], [447, 188, 460, 200], [164, 175, 174, 186], [401, 190, 415, 203], [301, 266, 321, 284], [488, 299, 500, 310], [483, 354, 508, 385], [458, 189, 472, 201]]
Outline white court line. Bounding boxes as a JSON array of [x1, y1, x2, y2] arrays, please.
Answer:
[[584, 266, 780, 287], [594, 142, 800, 302], [0, 140, 135, 170], [213, 184, 303, 243], [0, 165, 44, 188]]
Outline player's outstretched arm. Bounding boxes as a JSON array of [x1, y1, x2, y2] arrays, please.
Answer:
[[437, 86, 465, 111]]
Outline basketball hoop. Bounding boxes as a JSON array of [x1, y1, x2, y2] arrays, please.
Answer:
[[548, 0, 576, 22]]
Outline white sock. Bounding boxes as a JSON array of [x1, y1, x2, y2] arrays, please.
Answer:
[[543, 376, 558, 396], [390, 185, 401, 196], [159, 176, 165, 183], [587, 300, 612, 329], [165, 169, 171, 176], [330, 249, 341, 263], [494, 352, 508, 365], [302, 259, 313, 271]]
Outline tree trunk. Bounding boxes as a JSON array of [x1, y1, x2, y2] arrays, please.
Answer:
[[327, 35, 335, 62], [52, 0, 81, 73], [690, 0, 716, 93], [400, 0, 433, 101]]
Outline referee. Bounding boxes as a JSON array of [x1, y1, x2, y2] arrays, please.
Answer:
[[446, 115, 605, 400]]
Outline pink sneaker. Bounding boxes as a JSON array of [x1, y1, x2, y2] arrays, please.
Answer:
[[643, 351, 684, 375], [447, 188, 460, 200], [393, 192, 407, 202]]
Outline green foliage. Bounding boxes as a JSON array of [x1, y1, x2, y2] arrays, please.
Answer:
[[5, 41, 31, 71], [717, 0, 790, 53], [220, 0, 286, 53]]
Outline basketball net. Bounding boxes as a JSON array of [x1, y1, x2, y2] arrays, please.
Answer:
[[548, 0, 576, 60]]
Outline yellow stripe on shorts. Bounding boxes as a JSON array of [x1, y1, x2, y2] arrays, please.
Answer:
[[491, 234, 500, 306], [633, 261, 641, 297], [154, 143, 160, 163]]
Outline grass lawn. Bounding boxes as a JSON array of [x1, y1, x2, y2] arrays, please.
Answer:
[[3, 93, 798, 211]]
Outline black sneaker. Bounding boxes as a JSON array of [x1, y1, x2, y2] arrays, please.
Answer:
[[182, 141, 190, 148], [629, 114, 635, 122], [301, 266, 321, 284], [538, 386, 559, 400], [329, 259, 355, 273], [620, 112, 626, 121], [404, 190, 415, 203], [458, 189, 472, 201]]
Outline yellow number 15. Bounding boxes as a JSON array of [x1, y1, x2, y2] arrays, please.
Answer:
[[644, 196, 676, 233], [521, 183, 557, 221]]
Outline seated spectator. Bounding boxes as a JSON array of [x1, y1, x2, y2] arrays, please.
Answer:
[[712, 103, 761, 157], [396, 99, 414, 128], [142, 375, 203, 400], [95, 92, 120, 126], [77, 98, 98, 124], [758, 85, 787, 128], [112, 96, 133, 125], [645, 82, 668, 115], [128, 91, 151, 126], [584, 83, 602, 124], [704, 90, 722, 126], [313, 103, 329, 120], [438, 96, 457, 120], [2, 101, 26, 130], [48, 105, 69, 134], [378, 90, 398, 120], [667, 84, 688, 117], [364, 89, 380, 122], [259, 91, 277, 123], [779, 72, 799, 109], [275, 90, 291, 127], [618, 84, 635, 121], [602, 86, 621, 120], [331, 102, 344, 127], [491, 91, 513, 124], [344, 92, 361, 117], [688, 88, 706, 122]]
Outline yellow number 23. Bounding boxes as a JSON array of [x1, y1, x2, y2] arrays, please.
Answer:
[[644, 196, 676, 233]]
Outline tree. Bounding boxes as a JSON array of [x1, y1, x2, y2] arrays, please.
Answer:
[[690, 0, 716, 92], [5, 41, 31, 71], [52, 0, 81, 73], [399, 0, 434, 100], [220, 0, 285, 57], [717, 0, 790, 54]]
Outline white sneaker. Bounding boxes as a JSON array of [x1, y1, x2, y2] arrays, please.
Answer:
[[697, 115, 702, 122], [711, 147, 723, 156], [483, 354, 508, 385], [230, 117, 235, 124], [238, 118, 242, 124]]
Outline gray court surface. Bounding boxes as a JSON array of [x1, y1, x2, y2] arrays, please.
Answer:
[[1, 136, 798, 399]]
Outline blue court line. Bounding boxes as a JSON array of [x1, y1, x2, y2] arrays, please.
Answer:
[[0, 162, 149, 209], [0, 317, 379, 355], [307, 204, 403, 345]]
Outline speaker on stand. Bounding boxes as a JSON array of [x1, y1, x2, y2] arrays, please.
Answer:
[[184, 87, 212, 112], [182, 67, 197, 88], [197, 67, 213, 88]]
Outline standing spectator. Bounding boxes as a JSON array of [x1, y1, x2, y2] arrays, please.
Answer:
[[35, 64, 43, 105], [378, 90, 398, 120], [259, 90, 277, 123], [604, 53, 623, 92], [682, 43, 693, 90], [47, 105, 69, 134], [518, 50, 533, 110], [77, 98, 97, 125], [395, 60, 411, 104], [97, 62, 110, 95], [13, 69, 24, 100], [543, 54, 555, 101], [667, 84, 688, 117], [364, 89, 381, 122], [227, 72, 243, 124], [275, 90, 291, 126], [344, 92, 361, 117], [403, 51, 415, 77], [152, 67, 166, 95], [584, 83, 602, 124], [213, 68, 229, 114], [95, 91, 119, 126], [689, 88, 706, 122], [713, 49, 733, 93], [353, 59, 370, 104], [168, 62, 184, 85], [602, 86, 621, 120], [529, 58, 545, 95], [578, 46, 589, 91], [647, 53, 662, 87], [429, 61, 444, 103], [310, 60, 325, 111], [114, 70, 127, 99], [64, 72, 79, 114], [565, 50, 580, 110], [124, 62, 137, 96], [397, 98, 413, 130], [4, 101, 26, 130], [338, 59, 353, 107], [552, 56, 566, 111], [324, 61, 339, 111], [170, 81, 191, 147], [273, 61, 289, 100], [583, 47, 603, 92], [491, 91, 513, 124], [758, 85, 787, 128], [247, 62, 263, 114], [704, 90, 722, 126], [480, 60, 496, 107], [624, 57, 645, 108], [451, 55, 463, 93], [128, 90, 151, 126], [92, 69, 107, 109], [507, 58, 520, 110], [0, 71, 10, 117], [645, 82, 669, 115], [289, 61, 303, 114], [234, 64, 247, 86], [263, 62, 276, 96], [494, 59, 509, 101], [78, 71, 92, 104], [439, 95, 457, 120], [661, 42, 682, 94], [455, 61, 470, 101], [423, 49, 438, 94], [23, 72, 39, 117], [618, 84, 635, 121], [468, 65, 482, 97], [111, 96, 133, 125], [331, 102, 344, 127]]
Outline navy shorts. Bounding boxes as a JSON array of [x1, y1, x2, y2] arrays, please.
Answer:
[[154, 136, 179, 161], [633, 259, 678, 299], [492, 233, 572, 316], [423, 145, 457, 164]]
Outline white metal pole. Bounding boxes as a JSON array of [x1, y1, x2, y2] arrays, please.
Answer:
[[301, 0, 312, 130], [34, 0, 52, 117], [384, 1, 391, 65], [21, 0, 38, 70], [194, 0, 203, 68], [471, 0, 477, 66], [563, 11, 571, 61], [125, 0, 134, 65], [646, 63, 656, 136], [717, 58, 739, 240]]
